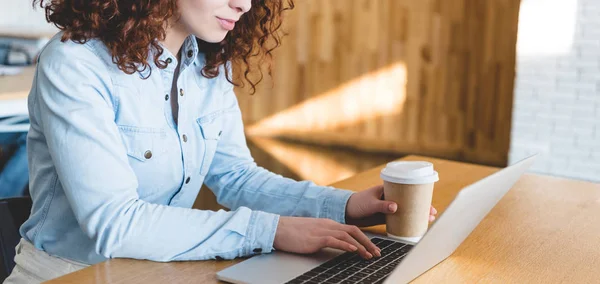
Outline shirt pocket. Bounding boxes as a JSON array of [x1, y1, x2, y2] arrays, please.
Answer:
[[118, 126, 167, 161], [118, 126, 170, 197], [197, 117, 223, 176]]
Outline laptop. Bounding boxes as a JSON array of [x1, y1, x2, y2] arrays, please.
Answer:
[[217, 155, 536, 284]]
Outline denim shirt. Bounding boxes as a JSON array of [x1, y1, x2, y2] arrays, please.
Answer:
[[20, 33, 353, 264]]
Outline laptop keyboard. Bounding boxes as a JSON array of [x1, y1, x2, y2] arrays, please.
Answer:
[[284, 237, 413, 284]]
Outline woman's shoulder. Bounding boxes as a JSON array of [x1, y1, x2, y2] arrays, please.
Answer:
[[38, 32, 113, 70], [34, 33, 117, 104]]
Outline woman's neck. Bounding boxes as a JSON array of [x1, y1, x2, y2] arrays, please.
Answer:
[[161, 23, 189, 58]]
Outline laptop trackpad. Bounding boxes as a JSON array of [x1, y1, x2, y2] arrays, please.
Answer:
[[217, 248, 343, 284]]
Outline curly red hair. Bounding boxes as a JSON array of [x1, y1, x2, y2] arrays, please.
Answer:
[[34, 0, 293, 94]]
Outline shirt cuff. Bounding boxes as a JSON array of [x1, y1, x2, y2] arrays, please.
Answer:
[[320, 188, 354, 224], [244, 210, 280, 255]]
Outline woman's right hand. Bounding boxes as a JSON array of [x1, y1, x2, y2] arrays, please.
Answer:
[[273, 217, 381, 259]]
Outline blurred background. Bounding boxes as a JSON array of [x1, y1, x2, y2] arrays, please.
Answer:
[[0, 0, 598, 203]]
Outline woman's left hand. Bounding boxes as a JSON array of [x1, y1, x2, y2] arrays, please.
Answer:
[[345, 184, 438, 227]]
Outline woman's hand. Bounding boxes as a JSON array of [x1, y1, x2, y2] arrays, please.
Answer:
[[273, 217, 381, 259], [345, 184, 437, 227]]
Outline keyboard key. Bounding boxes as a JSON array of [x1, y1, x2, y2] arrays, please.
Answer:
[[389, 250, 405, 258], [381, 246, 399, 254], [371, 237, 385, 244], [373, 270, 390, 278], [359, 257, 378, 265], [364, 275, 383, 282], [329, 266, 346, 272], [337, 270, 355, 277], [295, 275, 312, 281], [321, 254, 352, 268], [347, 275, 365, 282], [379, 252, 397, 260], [320, 261, 339, 269], [303, 271, 319, 277], [370, 260, 387, 268], [398, 246, 413, 255], [285, 279, 304, 284], [381, 248, 398, 255], [329, 276, 347, 282], [378, 239, 394, 248], [310, 266, 328, 273], [354, 271, 370, 279], [361, 267, 377, 274], [337, 252, 355, 260], [315, 273, 334, 279], [336, 260, 355, 267], [313, 275, 331, 282]]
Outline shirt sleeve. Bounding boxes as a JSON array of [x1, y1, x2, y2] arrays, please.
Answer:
[[204, 79, 354, 224], [31, 40, 278, 261]]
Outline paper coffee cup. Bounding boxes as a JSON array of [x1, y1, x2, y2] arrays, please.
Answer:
[[380, 161, 439, 243]]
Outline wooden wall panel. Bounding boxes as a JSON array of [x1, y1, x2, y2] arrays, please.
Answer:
[[235, 0, 521, 166]]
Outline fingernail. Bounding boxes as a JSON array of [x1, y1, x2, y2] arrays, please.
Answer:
[[367, 252, 373, 259], [350, 245, 358, 251], [375, 250, 381, 257], [429, 215, 436, 222], [388, 203, 397, 212]]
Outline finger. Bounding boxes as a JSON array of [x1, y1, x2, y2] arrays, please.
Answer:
[[372, 184, 385, 199], [332, 231, 371, 259], [370, 184, 384, 194], [430, 206, 438, 215], [321, 236, 359, 253], [342, 225, 381, 257], [429, 215, 436, 222], [379, 201, 397, 214]]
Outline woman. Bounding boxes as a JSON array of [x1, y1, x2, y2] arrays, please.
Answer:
[[6, 0, 437, 282]]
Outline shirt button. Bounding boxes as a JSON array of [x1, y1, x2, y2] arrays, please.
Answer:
[[182, 134, 188, 142], [144, 150, 152, 159], [185, 177, 191, 184], [166, 58, 172, 64], [165, 94, 169, 101], [187, 50, 194, 58], [218, 130, 222, 137], [253, 248, 262, 253], [179, 88, 184, 96]]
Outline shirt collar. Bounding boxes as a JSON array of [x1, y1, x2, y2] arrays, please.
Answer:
[[182, 35, 199, 67], [154, 35, 199, 72]]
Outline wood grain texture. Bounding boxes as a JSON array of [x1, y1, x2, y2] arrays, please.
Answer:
[[46, 156, 600, 284], [239, 0, 521, 166], [0, 66, 35, 100]]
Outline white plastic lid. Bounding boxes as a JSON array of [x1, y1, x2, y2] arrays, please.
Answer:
[[380, 161, 439, 184]]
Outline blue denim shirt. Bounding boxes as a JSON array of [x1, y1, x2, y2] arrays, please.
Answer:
[[20, 33, 353, 264]]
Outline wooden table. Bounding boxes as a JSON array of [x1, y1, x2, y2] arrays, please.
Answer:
[[0, 66, 34, 117], [47, 156, 600, 283]]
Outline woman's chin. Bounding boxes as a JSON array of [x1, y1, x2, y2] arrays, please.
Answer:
[[195, 31, 228, 43]]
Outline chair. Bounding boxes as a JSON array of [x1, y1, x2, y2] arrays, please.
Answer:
[[0, 196, 32, 282]]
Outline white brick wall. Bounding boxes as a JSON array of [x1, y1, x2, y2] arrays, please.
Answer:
[[510, 0, 600, 182]]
